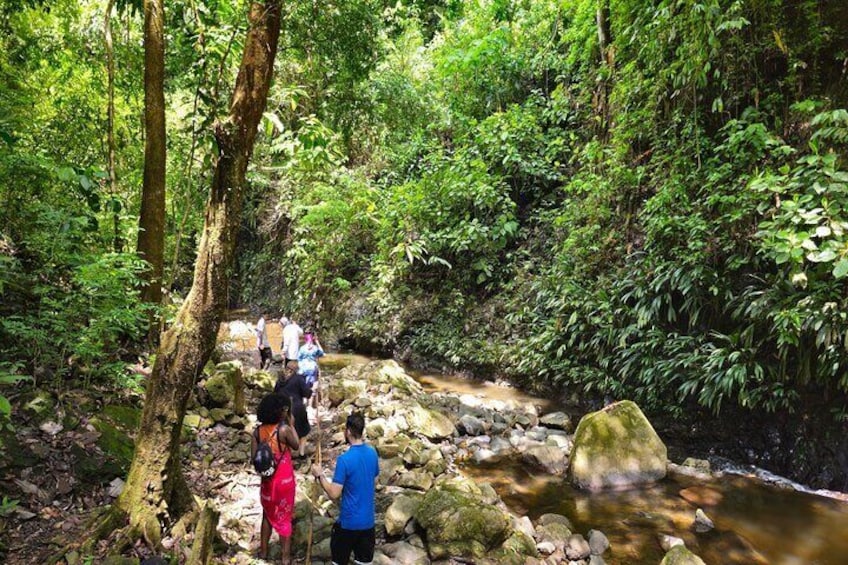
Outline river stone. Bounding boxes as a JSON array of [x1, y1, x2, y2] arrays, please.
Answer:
[[397, 469, 434, 491], [385, 494, 422, 536], [244, 369, 276, 391], [404, 404, 456, 440], [458, 414, 486, 436], [564, 534, 591, 560], [513, 516, 536, 540], [589, 555, 607, 565], [545, 434, 572, 450], [539, 411, 573, 431], [379, 456, 405, 486], [660, 545, 707, 565], [537, 513, 573, 530], [414, 482, 511, 559], [693, 508, 714, 532], [327, 378, 368, 407], [497, 530, 539, 561], [362, 360, 424, 396], [474, 448, 497, 463], [658, 534, 685, 551], [682, 457, 711, 473], [377, 540, 430, 565], [522, 445, 568, 475], [536, 541, 556, 555], [588, 529, 609, 555], [569, 400, 667, 490], [535, 522, 572, 550]]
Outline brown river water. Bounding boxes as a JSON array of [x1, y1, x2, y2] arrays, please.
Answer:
[[221, 319, 848, 564]]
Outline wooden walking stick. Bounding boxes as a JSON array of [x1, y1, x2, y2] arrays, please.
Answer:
[[305, 406, 323, 564]]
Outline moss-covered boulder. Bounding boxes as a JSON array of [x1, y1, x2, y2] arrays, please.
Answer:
[[403, 404, 455, 440], [414, 481, 511, 559], [569, 400, 667, 490], [660, 545, 707, 565], [244, 369, 276, 392], [21, 390, 56, 424], [363, 360, 424, 396], [327, 378, 368, 407]]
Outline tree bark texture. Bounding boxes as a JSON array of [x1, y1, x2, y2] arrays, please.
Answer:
[[595, 0, 613, 140], [117, 0, 282, 545], [137, 0, 166, 306]]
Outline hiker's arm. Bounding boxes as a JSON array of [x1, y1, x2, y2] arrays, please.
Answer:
[[311, 464, 342, 501], [281, 417, 299, 451]]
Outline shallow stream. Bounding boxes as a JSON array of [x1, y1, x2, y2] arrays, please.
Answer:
[[222, 320, 848, 564]]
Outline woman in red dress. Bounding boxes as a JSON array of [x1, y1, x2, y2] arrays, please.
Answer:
[[251, 393, 299, 564]]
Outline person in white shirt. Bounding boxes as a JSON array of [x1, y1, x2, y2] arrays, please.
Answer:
[[280, 317, 303, 368], [256, 312, 272, 370]]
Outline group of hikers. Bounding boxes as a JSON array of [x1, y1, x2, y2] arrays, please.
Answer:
[[250, 312, 380, 565]]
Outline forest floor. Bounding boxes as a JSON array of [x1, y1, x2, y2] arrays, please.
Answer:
[[0, 344, 343, 565]]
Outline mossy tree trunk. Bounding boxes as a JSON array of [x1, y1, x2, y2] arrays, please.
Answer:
[[116, 0, 282, 545], [137, 0, 166, 309]]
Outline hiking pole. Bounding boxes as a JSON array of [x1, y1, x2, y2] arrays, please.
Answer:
[[305, 405, 322, 564]]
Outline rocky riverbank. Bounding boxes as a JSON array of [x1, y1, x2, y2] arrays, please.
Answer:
[[192, 355, 712, 564]]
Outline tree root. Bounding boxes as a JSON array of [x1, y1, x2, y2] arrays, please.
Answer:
[[48, 497, 220, 565]]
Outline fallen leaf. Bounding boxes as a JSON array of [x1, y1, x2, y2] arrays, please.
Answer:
[[14, 479, 42, 497], [40, 421, 64, 436], [107, 477, 125, 498]]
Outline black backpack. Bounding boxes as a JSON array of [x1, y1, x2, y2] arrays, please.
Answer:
[[253, 425, 283, 478]]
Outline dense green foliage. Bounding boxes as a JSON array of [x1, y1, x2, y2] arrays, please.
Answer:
[[1, 0, 847, 428], [243, 0, 848, 419]]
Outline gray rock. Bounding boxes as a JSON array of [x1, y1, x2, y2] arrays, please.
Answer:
[[522, 445, 569, 475], [589, 556, 607, 565], [385, 494, 421, 536], [540, 411, 573, 431], [694, 508, 714, 532], [658, 534, 685, 552], [536, 541, 556, 555], [588, 529, 609, 555], [536, 522, 572, 550], [682, 457, 711, 473], [403, 404, 456, 440], [379, 540, 430, 565], [565, 534, 591, 560], [490, 437, 512, 453], [513, 515, 536, 540], [397, 470, 433, 491], [458, 414, 486, 436], [473, 448, 497, 463], [537, 513, 573, 530]]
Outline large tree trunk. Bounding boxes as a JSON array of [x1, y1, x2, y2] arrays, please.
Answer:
[[137, 0, 166, 307], [117, 0, 282, 545], [104, 0, 121, 252]]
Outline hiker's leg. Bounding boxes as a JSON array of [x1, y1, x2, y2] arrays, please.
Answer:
[[260, 513, 271, 559], [280, 533, 292, 565]]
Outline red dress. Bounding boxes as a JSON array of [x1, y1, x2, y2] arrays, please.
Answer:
[[258, 424, 296, 536]]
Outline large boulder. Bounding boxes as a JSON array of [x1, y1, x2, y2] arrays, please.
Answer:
[[522, 445, 569, 475], [385, 493, 422, 536], [201, 361, 245, 412], [569, 400, 667, 490], [414, 480, 511, 559], [660, 545, 707, 565], [244, 369, 276, 392], [403, 404, 456, 440], [327, 378, 368, 407]]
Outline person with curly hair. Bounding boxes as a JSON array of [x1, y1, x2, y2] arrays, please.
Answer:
[[251, 393, 299, 564]]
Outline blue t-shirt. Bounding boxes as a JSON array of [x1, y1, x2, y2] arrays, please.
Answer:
[[332, 443, 379, 530]]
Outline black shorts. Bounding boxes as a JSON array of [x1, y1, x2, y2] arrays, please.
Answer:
[[331, 523, 375, 565], [259, 347, 272, 365]]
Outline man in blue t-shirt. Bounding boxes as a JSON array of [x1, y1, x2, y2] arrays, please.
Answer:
[[312, 412, 379, 565]]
